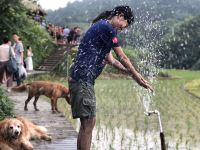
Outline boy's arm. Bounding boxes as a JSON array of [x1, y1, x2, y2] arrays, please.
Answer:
[[105, 52, 129, 74], [112, 46, 153, 91]]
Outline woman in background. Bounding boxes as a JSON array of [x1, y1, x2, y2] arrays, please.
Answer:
[[25, 46, 33, 71], [0, 37, 15, 92]]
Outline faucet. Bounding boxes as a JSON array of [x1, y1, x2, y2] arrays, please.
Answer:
[[144, 110, 166, 150]]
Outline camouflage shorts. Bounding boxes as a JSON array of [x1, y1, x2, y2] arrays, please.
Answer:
[[68, 78, 96, 119]]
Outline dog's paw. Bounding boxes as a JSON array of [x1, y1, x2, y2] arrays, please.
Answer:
[[21, 143, 33, 150], [46, 135, 52, 141], [52, 110, 57, 114], [24, 107, 28, 111], [56, 110, 61, 113], [41, 135, 52, 141]]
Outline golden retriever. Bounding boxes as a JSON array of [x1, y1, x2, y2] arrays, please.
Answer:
[[0, 117, 51, 150], [12, 81, 70, 113]]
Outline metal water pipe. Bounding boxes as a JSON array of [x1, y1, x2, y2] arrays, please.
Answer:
[[144, 110, 166, 150]]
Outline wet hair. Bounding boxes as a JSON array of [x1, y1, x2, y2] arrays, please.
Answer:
[[92, 6, 134, 25], [3, 37, 9, 43], [92, 11, 111, 24], [12, 32, 18, 35], [73, 26, 79, 30]]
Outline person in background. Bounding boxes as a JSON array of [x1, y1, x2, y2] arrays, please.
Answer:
[[40, 20, 46, 29], [68, 5, 153, 150], [48, 23, 54, 37], [67, 26, 81, 45], [63, 26, 70, 39], [25, 46, 33, 71], [0, 37, 15, 92], [12, 33, 24, 86]]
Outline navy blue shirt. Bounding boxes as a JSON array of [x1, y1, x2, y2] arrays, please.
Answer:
[[70, 20, 120, 84]]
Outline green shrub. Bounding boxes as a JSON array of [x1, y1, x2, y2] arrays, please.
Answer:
[[19, 20, 56, 68], [0, 87, 14, 120]]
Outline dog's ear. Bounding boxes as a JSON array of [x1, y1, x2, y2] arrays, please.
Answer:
[[0, 119, 9, 138], [17, 120, 24, 138]]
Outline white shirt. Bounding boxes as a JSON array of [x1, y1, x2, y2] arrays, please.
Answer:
[[63, 28, 70, 36]]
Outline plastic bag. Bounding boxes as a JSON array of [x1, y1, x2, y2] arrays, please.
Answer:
[[18, 65, 27, 80]]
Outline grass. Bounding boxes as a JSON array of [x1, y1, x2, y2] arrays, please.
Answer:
[[185, 79, 200, 98]]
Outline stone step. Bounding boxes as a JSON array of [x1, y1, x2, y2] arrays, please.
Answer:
[[37, 46, 69, 71]]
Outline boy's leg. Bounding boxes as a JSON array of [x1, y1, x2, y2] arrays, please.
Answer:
[[77, 117, 96, 150]]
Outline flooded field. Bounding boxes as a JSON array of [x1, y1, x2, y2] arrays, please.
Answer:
[[57, 70, 200, 149]]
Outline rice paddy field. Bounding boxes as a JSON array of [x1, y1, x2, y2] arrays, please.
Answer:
[[33, 69, 200, 149]]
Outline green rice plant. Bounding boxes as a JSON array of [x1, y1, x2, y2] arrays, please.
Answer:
[[120, 127, 125, 149], [153, 137, 158, 149], [143, 134, 148, 150], [176, 140, 179, 150], [185, 79, 200, 98], [127, 137, 133, 150], [179, 133, 183, 146], [109, 144, 115, 150], [96, 125, 101, 141]]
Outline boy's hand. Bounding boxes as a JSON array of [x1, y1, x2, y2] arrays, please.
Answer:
[[144, 82, 154, 92], [134, 74, 154, 92]]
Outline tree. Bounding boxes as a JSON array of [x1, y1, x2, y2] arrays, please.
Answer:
[[156, 16, 200, 69], [0, 0, 55, 68]]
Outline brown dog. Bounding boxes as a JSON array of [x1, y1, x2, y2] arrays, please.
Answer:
[[0, 117, 51, 150], [12, 81, 70, 113]]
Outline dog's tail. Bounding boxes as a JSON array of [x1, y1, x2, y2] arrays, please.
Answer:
[[11, 84, 29, 92]]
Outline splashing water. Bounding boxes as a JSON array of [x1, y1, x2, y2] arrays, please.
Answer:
[[138, 73, 156, 113], [142, 90, 152, 112], [140, 87, 155, 113]]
